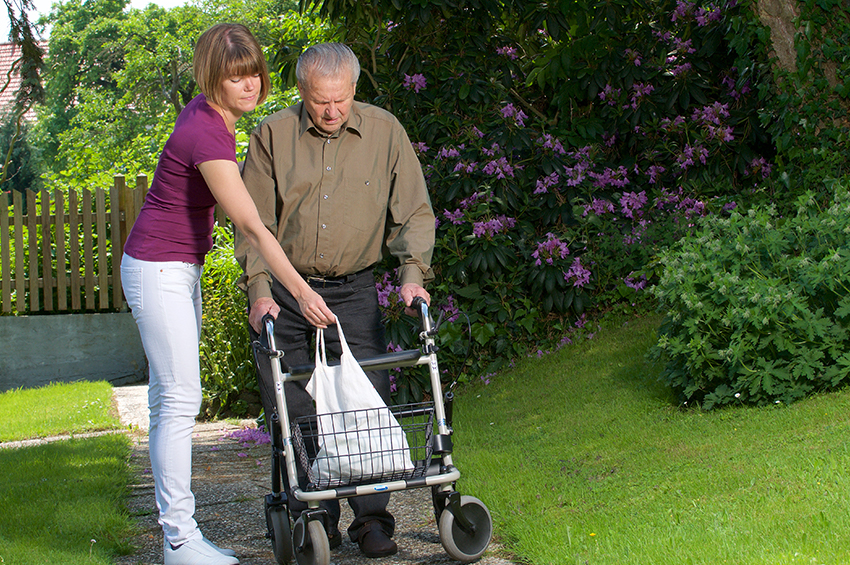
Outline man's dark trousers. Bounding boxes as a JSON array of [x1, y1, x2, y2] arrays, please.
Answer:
[[249, 269, 395, 541]]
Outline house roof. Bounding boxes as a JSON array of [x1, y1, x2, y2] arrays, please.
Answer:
[[0, 41, 43, 121]]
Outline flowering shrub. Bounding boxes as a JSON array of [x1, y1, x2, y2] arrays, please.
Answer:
[[290, 0, 847, 403], [649, 180, 850, 408]]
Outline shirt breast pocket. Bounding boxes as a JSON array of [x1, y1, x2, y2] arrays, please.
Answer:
[[342, 178, 385, 232]]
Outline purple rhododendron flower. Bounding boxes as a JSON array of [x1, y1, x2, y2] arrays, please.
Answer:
[[411, 141, 429, 154], [438, 295, 460, 323], [472, 215, 516, 238], [534, 172, 560, 194], [620, 190, 648, 219], [676, 144, 709, 171], [500, 103, 528, 127], [482, 157, 516, 179], [403, 73, 427, 93], [599, 84, 622, 106], [481, 143, 502, 157], [496, 46, 519, 60], [564, 258, 592, 288], [376, 272, 402, 308], [747, 157, 772, 179], [443, 208, 465, 225], [537, 134, 566, 155], [590, 166, 630, 189], [582, 198, 615, 217], [532, 233, 570, 266], [625, 272, 648, 291]]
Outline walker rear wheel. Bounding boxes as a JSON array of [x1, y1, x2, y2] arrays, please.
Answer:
[[293, 516, 330, 565], [265, 503, 292, 564], [438, 495, 493, 563]]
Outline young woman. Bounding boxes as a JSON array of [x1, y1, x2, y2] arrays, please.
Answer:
[[120, 24, 335, 565]]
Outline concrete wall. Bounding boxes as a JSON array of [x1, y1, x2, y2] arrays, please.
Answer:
[[0, 312, 147, 392]]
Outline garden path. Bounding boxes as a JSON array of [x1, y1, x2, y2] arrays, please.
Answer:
[[113, 383, 517, 565]]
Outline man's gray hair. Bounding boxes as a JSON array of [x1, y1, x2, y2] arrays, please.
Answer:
[[296, 43, 361, 88]]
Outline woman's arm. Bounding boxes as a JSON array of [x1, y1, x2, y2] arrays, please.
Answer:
[[198, 159, 336, 331]]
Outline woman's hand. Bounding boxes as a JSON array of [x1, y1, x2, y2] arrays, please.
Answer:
[[294, 287, 336, 329]]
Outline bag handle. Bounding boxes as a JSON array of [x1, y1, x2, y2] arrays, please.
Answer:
[[314, 315, 354, 369]]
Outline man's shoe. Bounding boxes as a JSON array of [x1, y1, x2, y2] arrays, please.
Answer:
[[163, 537, 239, 565], [202, 535, 237, 557], [357, 521, 397, 558], [328, 527, 343, 550]]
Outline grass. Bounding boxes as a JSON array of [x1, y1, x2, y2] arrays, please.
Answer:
[[0, 381, 135, 564], [0, 380, 120, 442], [453, 313, 850, 565]]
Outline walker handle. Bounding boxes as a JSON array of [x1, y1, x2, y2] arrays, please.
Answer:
[[411, 296, 429, 325]]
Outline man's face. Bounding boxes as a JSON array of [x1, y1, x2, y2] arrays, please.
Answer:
[[298, 73, 356, 135]]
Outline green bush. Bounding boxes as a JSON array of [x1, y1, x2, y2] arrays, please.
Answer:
[[198, 225, 258, 417], [649, 177, 850, 408]]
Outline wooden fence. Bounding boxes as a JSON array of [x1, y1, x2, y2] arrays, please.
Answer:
[[2, 175, 229, 315], [1, 175, 147, 314]]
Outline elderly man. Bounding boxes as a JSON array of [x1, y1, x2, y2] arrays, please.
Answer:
[[235, 43, 435, 558]]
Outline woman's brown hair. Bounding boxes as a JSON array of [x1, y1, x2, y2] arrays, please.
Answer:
[[193, 23, 270, 107]]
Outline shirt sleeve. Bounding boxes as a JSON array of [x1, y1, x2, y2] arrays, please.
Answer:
[[235, 124, 277, 305], [384, 121, 436, 287]]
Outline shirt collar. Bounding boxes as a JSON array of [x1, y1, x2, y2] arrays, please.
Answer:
[[298, 101, 364, 139]]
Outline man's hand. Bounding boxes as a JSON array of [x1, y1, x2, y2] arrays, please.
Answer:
[[400, 283, 430, 317], [249, 297, 280, 334]]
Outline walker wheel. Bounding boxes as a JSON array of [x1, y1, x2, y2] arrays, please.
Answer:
[[265, 502, 292, 564], [438, 495, 493, 563], [293, 516, 330, 565]]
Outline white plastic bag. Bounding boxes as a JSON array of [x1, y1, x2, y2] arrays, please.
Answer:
[[305, 318, 414, 484]]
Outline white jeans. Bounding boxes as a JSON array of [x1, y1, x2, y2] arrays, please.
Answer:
[[121, 253, 204, 547]]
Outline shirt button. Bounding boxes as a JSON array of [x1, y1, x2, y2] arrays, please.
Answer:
[[326, 166, 332, 171], [326, 139, 331, 144], [320, 253, 324, 258], [323, 195, 329, 200], [365, 180, 370, 185], [322, 224, 327, 229]]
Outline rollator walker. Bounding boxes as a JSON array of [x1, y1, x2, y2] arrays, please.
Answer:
[[253, 297, 493, 565]]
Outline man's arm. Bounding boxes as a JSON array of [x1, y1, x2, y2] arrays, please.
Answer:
[[235, 125, 278, 307], [384, 120, 436, 306]]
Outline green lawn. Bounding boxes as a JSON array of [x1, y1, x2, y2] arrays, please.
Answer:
[[0, 381, 134, 564], [0, 380, 119, 442], [453, 313, 850, 565]]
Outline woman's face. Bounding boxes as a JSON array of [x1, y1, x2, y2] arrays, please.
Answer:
[[218, 73, 262, 117]]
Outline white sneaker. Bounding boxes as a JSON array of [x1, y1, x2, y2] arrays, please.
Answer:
[[202, 535, 237, 557], [163, 538, 239, 565]]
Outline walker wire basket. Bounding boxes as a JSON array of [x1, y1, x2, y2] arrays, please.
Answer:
[[292, 402, 435, 490]]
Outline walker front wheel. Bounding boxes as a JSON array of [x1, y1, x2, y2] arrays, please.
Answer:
[[293, 516, 330, 565], [438, 495, 493, 563]]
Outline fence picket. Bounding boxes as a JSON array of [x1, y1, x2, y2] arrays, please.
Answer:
[[96, 188, 108, 309], [41, 189, 53, 311], [1, 193, 9, 313], [83, 190, 94, 310], [13, 191, 24, 314], [27, 192, 38, 311], [55, 189, 67, 311], [69, 190, 81, 310], [110, 183, 122, 309]]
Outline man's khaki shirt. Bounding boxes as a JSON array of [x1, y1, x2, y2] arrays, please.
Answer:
[[235, 101, 435, 305]]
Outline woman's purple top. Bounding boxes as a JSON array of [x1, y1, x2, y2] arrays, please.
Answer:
[[124, 94, 236, 265]]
